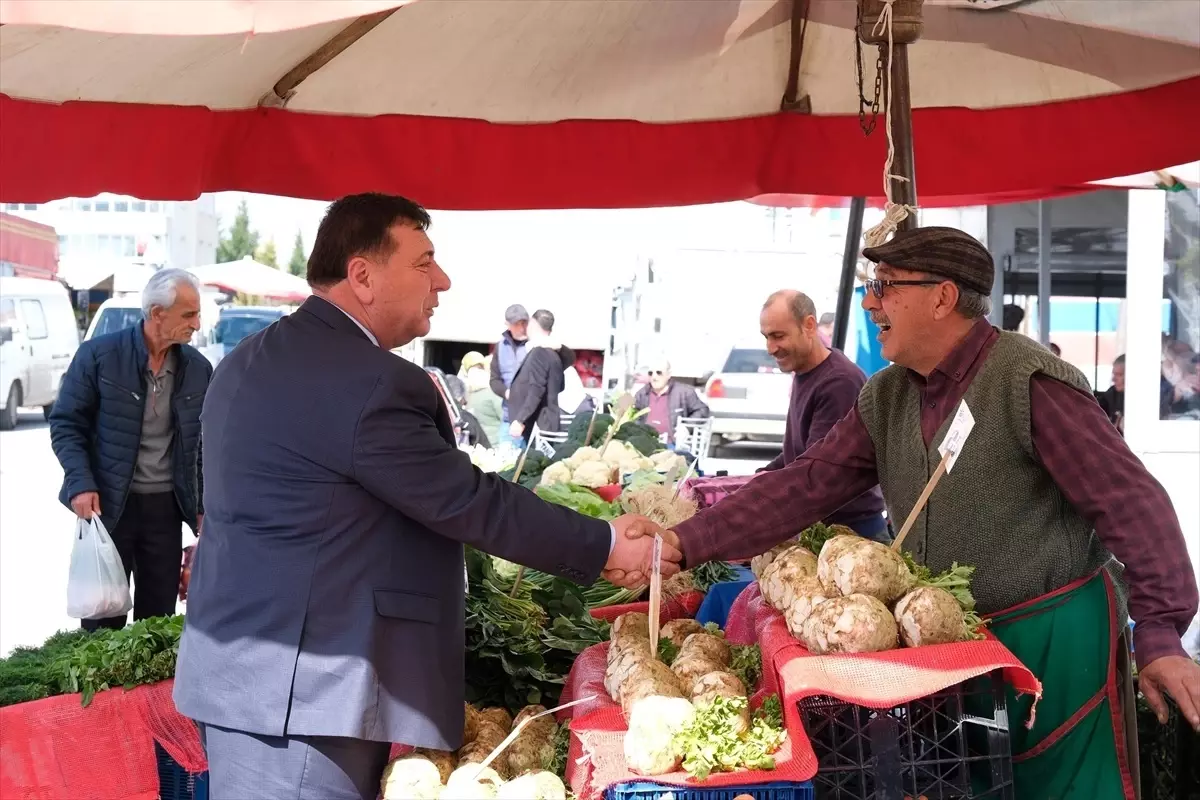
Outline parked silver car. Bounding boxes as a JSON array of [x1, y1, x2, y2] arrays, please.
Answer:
[[703, 346, 791, 454]]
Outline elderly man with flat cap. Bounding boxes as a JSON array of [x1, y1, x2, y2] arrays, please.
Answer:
[[611, 226, 1200, 799]]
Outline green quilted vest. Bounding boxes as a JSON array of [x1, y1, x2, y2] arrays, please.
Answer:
[[858, 330, 1122, 615]]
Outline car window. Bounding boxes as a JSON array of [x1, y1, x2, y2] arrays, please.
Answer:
[[721, 348, 780, 374], [0, 298, 15, 327], [19, 299, 48, 340], [215, 315, 275, 347], [91, 307, 144, 338]]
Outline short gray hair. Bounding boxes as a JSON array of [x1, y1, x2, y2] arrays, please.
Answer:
[[142, 268, 201, 316], [918, 272, 991, 320]]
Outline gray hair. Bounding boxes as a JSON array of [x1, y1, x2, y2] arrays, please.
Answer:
[[917, 272, 991, 320], [142, 268, 201, 316], [764, 289, 817, 326]]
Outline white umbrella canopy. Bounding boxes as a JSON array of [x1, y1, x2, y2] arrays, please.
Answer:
[[1, 0, 1198, 208], [187, 257, 311, 303]]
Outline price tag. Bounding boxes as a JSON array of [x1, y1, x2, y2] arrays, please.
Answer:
[[937, 400, 975, 473], [664, 462, 681, 486], [652, 533, 664, 573]]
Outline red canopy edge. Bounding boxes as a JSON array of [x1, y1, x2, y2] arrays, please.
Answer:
[[2, 76, 1198, 209]]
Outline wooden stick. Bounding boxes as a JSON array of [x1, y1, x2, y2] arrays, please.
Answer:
[[472, 694, 598, 778], [891, 450, 952, 552], [507, 436, 538, 597], [582, 404, 601, 447], [647, 535, 664, 659]]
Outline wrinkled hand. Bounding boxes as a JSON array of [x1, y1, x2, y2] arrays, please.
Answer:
[[1139, 655, 1200, 731], [509, 421, 524, 438], [602, 515, 682, 588], [70, 491, 101, 520], [178, 545, 195, 601]]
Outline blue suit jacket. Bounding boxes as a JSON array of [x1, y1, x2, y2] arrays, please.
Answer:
[[173, 297, 610, 747]]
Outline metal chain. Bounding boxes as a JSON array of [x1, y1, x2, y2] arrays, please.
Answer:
[[855, 5, 883, 136]]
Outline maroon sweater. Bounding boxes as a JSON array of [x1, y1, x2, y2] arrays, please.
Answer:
[[761, 348, 886, 526]]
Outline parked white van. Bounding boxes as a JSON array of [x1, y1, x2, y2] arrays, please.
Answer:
[[0, 276, 81, 429], [84, 292, 222, 347]]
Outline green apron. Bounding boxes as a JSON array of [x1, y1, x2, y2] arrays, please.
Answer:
[[985, 569, 1135, 800]]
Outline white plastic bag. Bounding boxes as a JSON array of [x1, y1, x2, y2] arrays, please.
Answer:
[[66, 517, 133, 620]]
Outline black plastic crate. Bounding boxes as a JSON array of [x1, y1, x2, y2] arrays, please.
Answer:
[[155, 741, 210, 800], [798, 672, 1013, 800]]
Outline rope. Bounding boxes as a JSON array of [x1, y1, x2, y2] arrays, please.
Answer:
[[862, 0, 918, 248]]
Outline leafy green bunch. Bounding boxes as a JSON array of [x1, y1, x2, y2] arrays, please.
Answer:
[[902, 553, 986, 639], [672, 694, 788, 779], [49, 616, 183, 706], [464, 549, 609, 713]]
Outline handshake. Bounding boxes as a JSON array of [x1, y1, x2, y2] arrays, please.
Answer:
[[600, 514, 685, 589]]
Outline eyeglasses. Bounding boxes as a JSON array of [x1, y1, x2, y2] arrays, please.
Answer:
[[864, 278, 944, 298]]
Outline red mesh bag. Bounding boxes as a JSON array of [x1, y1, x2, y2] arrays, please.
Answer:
[[588, 591, 703, 623], [0, 679, 206, 800], [567, 584, 1042, 800]]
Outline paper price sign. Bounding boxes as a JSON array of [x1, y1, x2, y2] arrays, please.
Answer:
[[652, 534, 663, 577], [937, 400, 975, 473]]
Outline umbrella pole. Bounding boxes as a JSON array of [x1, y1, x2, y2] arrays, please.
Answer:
[[833, 197, 867, 352], [885, 43, 918, 229]]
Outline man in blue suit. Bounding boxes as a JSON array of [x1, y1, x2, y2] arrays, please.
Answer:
[[173, 194, 678, 799]]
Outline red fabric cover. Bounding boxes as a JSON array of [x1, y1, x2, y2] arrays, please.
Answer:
[[2, 77, 1199, 208], [566, 584, 1041, 800], [0, 679, 205, 800]]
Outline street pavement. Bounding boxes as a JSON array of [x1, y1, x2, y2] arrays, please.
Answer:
[[0, 411, 771, 657]]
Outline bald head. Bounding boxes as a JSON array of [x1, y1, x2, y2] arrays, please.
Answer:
[[763, 290, 817, 326], [760, 289, 826, 374]]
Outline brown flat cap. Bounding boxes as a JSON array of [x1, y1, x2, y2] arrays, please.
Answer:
[[862, 226, 994, 295]]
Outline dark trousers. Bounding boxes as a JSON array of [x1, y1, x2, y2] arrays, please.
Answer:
[[82, 491, 182, 632], [199, 723, 391, 800]]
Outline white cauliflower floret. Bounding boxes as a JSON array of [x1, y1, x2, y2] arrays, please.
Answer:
[[538, 462, 573, 487], [572, 460, 616, 488], [565, 446, 601, 469]]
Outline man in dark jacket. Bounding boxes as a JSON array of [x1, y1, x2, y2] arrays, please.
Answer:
[[489, 303, 529, 443], [507, 309, 573, 439], [633, 359, 710, 445], [50, 268, 212, 631]]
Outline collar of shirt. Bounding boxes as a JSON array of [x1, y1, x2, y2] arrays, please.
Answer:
[[315, 296, 380, 347], [909, 317, 994, 388]]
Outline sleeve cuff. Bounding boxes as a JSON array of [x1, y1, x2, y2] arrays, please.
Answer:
[[609, 523, 616, 558], [1132, 622, 1189, 672]]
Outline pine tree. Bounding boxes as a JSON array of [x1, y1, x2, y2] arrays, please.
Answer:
[[256, 239, 278, 268], [288, 231, 307, 277], [216, 199, 259, 263]]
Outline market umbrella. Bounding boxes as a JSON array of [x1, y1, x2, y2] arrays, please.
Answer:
[[187, 256, 311, 303], [748, 161, 1200, 210], [1, 0, 1198, 209]]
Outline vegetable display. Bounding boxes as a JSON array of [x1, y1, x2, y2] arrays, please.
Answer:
[[380, 701, 569, 799], [753, 526, 985, 655], [603, 612, 786, 779]]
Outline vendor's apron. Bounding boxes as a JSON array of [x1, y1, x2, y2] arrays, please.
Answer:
[[986, 568, 1136, 800]]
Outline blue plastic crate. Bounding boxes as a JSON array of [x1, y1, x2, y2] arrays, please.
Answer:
[[606, 780, 814, 800], [154, 742, 210, 800]]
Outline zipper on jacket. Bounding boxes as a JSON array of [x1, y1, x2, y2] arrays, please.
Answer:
[[99, 376, 141, 401]]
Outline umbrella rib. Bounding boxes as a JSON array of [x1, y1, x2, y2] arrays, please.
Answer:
[[259, 8, 399, 109]]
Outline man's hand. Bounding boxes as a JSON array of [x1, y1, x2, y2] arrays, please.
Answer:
[[1139, 655, 1200, 731], [602, 515, 682, 588], [179, 545, 195, 601], [70, 492, 101, 520], [509, 421, 524, 438]]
